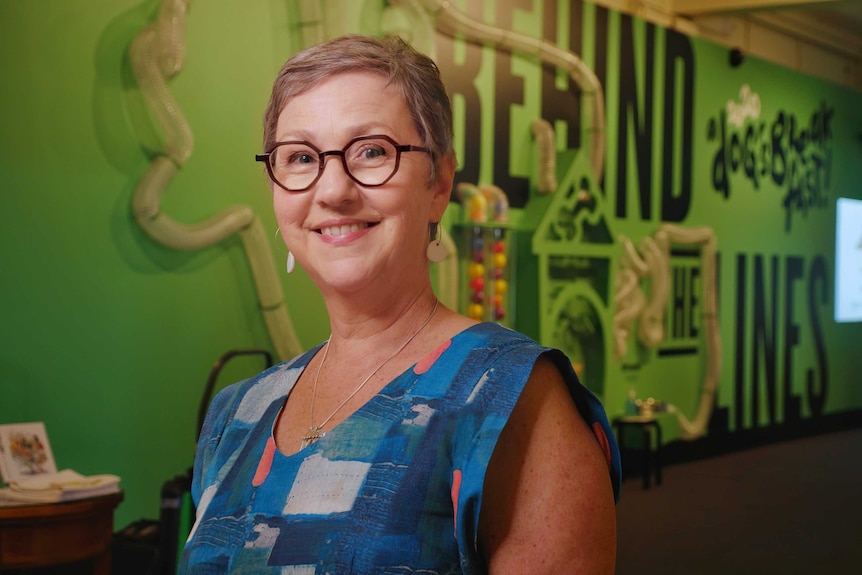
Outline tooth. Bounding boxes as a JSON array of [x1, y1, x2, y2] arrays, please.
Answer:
[[319, 223, 370, 236]]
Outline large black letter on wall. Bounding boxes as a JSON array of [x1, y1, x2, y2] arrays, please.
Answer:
[[493, 0, 531, 207], [541, 0, 584, 151], [783, 256, 803, 422], [615, 16, 655, 220], [751, 255, 779, 427], [806, 256, 829, 416], [661, 29, 694, 222], [734, 253, 747, 430], [436, 2, 483, 199]]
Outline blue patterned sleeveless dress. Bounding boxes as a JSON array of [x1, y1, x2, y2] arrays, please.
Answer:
[[179, 322, 620, 574]]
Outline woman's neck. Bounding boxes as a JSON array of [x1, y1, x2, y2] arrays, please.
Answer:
[[322, 284, 439, 346]]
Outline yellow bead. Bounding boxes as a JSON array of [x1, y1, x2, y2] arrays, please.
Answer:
[[467, 303, 484, 320], [468, 262, 485, 278], [494, 279, 508, 295], [493, 253, 507, 268]]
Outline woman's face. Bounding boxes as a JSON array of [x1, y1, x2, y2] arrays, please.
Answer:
[[271, 71, 453, 297]]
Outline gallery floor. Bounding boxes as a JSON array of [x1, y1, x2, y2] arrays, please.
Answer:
[[615, 426, 862, 574]]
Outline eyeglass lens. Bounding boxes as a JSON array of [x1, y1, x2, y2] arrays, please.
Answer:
[[269, 137, 401, 191]]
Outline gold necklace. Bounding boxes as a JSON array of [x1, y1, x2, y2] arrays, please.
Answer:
[[301, 299, 440, 449]]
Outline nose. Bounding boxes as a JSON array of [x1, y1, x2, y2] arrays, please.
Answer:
[[314, 151, 358, 205]]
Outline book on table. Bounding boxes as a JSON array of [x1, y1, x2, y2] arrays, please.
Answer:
[[0, 422, 120, 506]]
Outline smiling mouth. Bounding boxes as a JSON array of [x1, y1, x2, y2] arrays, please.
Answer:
[[317, 222, 375, 237]]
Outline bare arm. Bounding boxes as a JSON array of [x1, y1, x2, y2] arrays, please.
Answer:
[[478, 355, 617, 574]]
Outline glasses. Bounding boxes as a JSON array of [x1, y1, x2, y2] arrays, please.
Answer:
[[256, 135, 430, 192]]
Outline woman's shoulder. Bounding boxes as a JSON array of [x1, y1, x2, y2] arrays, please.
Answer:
[[415, 323, 548, 404], [446, 322, 549, 370], [453, 321, 541, 350]]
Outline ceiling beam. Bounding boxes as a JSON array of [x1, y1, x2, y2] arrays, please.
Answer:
[[673, 0, 843, 16], [750, 10, 862, 57]]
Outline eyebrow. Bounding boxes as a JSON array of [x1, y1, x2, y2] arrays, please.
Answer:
[[275, 123, 397, 145]]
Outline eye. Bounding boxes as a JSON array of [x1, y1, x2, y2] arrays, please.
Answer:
[[349, 139, 394, 165], [273, 144, 319, 170], [289, 151, 316, 165], [360, 145, 386, 159]]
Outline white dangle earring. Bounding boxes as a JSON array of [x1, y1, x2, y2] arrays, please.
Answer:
[[426, 222, 448, 263], [275, 227, 296, 274]]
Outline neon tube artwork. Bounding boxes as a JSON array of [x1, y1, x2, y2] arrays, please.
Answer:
[[129, 0, 302, 360]]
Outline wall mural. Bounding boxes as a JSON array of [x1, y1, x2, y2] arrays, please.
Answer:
[[132, 0, 857, 445], [420, 0, 725, 441], [417, 0, 845, 442], [708, 84, 834, 232]]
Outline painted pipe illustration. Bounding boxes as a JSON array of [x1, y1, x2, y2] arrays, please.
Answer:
[[530, 118, 558, 194], [129, 0, 302, 360], [615, 225, 720, 439], [403, 0, 606, 182]]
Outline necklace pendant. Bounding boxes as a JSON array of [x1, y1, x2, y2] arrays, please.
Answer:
[[300, 426, 325, 449]]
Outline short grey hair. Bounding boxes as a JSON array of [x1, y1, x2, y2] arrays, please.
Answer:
[[262, 34, 455, 186]]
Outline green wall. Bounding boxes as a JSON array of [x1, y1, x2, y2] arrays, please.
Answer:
[[0, 0, 326, 527], [1, 0, 861, 530]]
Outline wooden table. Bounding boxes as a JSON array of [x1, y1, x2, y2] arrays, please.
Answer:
[[0, 492, 123, 573]]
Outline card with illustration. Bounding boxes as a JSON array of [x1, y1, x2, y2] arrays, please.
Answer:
[[0, 422, 58, 484]]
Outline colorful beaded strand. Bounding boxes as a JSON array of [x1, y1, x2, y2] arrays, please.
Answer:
[[491, 227, 507, 321], [467, 225, 485, 320]]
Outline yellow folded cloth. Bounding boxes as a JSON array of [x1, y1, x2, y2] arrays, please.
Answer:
[[0, 469, 120, 505]]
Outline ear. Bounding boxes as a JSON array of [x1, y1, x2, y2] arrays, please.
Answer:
[[430, 153, 456, 221]]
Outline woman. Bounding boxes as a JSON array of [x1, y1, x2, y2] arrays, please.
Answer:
[[180, 34, 620, 574]]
